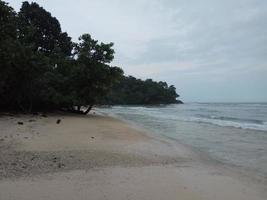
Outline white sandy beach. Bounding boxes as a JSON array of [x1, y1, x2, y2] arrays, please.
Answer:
[[0, 112, 266, 200]]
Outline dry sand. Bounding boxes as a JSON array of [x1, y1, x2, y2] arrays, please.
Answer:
[[0, 112, 266, 200]]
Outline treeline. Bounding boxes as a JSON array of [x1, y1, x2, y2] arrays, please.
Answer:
[[102, 76, 182, 105], [0, 1, 182, 114]]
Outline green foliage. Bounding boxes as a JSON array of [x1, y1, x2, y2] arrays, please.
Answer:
[[0, 0, 16, 39], [102, 76, 182, 105], [71, 34, 123, 109], [0, 0, 181, 113], [75, 34, 114, 64], [18, 1, 73, 56]]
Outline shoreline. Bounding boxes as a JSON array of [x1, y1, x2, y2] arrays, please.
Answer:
[[0, 112, 266, 200], [99, 107, 267, 181]]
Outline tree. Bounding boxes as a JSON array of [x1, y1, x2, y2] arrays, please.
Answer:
[[102, 76, 182, 105], [0, 0, 16, 39], [15, 1, 74, 111], [0, 1, 181, 113], [0, 0, 18, 109], [18, 1, 72, 56], [72, 34, 123, 114], [74, 34, 114, 64], [0, 1, 71, 111]]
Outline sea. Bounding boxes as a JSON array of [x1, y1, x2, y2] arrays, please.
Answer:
[[99, 103, 267, 177]]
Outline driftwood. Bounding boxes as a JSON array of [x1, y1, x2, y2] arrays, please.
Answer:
[[63, 105, 94, 115]]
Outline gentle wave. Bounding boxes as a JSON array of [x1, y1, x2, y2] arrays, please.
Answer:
[[99, 103, 267, 177], [182, 116, 267, 131], [104, 103, 267, 131], [195, 114, 264, 124]]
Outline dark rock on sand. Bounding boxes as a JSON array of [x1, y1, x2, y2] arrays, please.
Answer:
[[53, 157, 58, 162], [41, 114, 47, 118]]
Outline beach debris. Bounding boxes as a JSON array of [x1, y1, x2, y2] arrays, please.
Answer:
[[53, 156, 58, 162], [56, 119, 61, 124], [17, 122, 24, 125], [57, 163, 65, 168], [21, 164, 27, 169]]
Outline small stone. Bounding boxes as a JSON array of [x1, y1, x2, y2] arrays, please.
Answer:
[[17, 122, 24, 125], [56, 119, 61, 124], [53, 157, 57, 162], [41, 114, 47, 118], [29, 119, 36, 122], [91, 136, 95, 139]]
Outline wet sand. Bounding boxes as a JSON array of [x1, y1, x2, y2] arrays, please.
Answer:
[[0, 112, 266, 200]]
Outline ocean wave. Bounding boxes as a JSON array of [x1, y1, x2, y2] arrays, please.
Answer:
[[108, 104, 267, 131], [182, 117, 267, 131], [186, 108, 220, 113], [195, 114, 264, 124]]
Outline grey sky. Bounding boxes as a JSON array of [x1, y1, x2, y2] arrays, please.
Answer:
[[7, 0, 267, 102]]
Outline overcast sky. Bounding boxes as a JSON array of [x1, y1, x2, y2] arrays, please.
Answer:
[[7, 0, 267, 102]]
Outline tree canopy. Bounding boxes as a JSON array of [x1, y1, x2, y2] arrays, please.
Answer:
[[0, 1, 182, 113], [102, 76, 182, 105]]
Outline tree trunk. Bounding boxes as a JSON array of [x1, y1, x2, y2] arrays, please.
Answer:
[[83, 105, 93, 115]]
